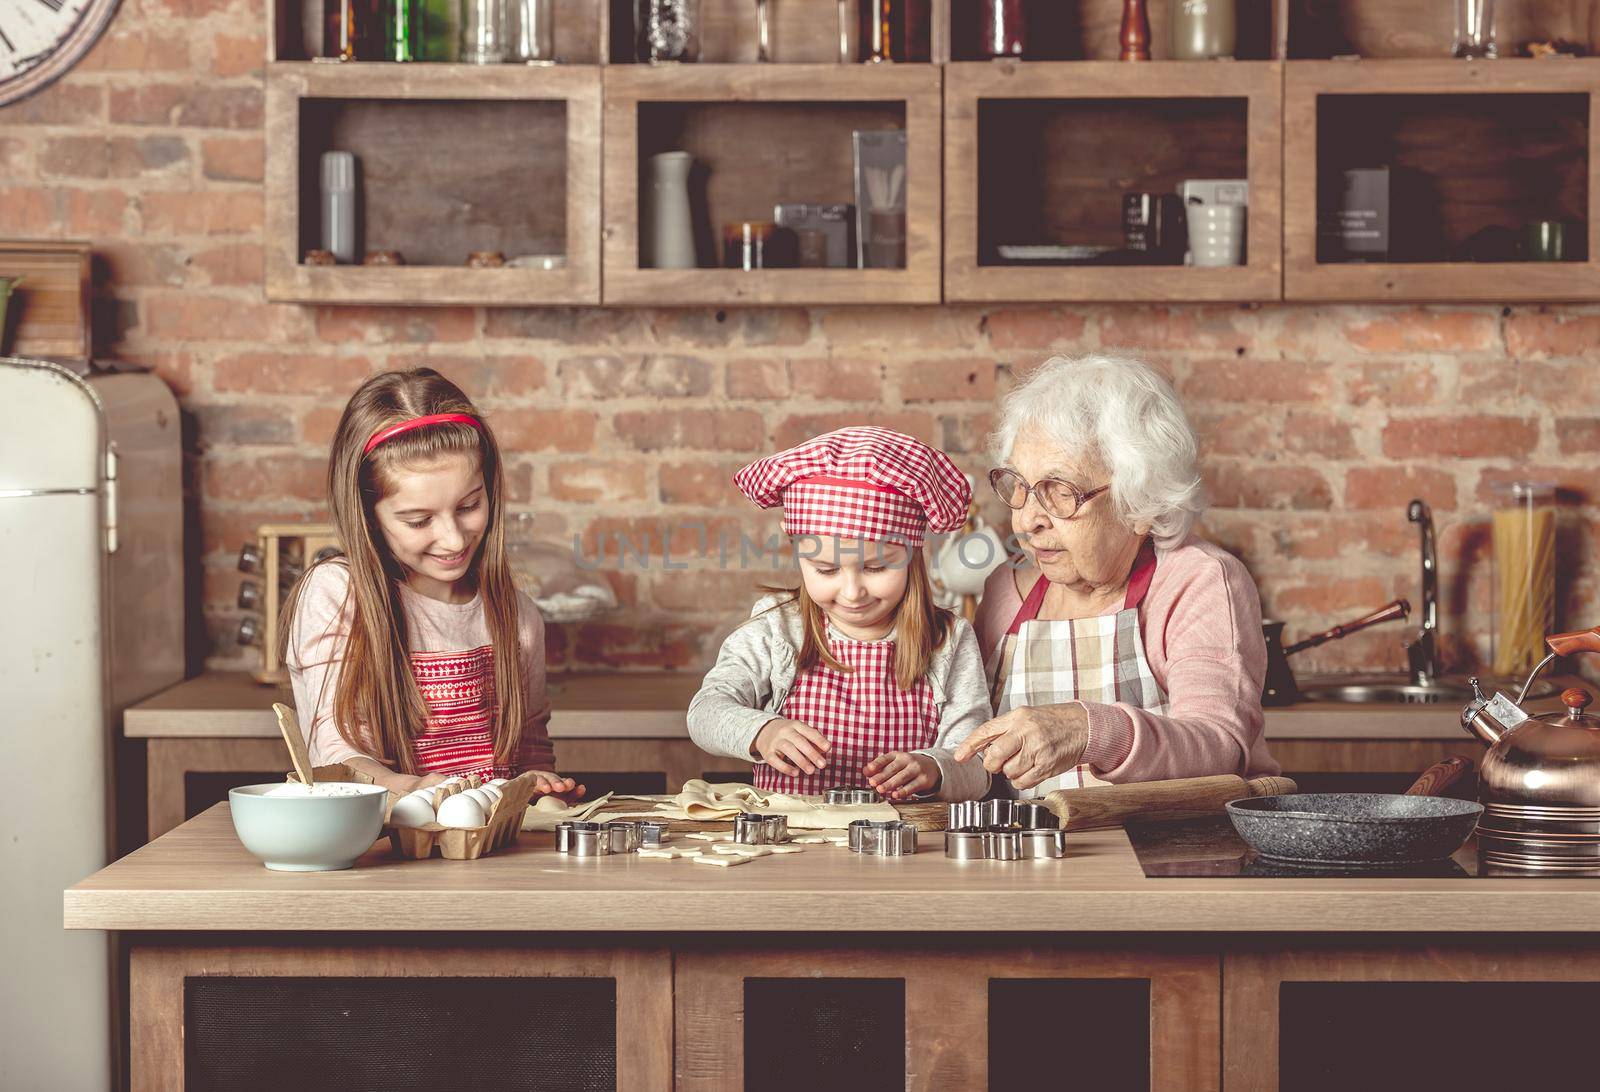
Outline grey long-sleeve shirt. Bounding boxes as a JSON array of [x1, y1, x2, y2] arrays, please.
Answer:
[[686, 595, 994, 801]]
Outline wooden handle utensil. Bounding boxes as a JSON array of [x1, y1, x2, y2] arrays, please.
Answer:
[[272, 702, 315, 789], [893, 774, 1298, 831]]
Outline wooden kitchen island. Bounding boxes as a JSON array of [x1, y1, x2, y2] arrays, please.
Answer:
[[68, 806, 1600, 1091]]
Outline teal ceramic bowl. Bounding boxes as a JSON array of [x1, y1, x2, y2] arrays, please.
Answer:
[[228, 783, 388, 871]]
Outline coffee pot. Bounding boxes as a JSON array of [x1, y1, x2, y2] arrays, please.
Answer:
[[1461, 625, 1600, 872]]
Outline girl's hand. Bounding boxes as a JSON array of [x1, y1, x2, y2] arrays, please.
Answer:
[[751, 719, 831, 777], [864, 752, 941, 801], [526, 772, 586, 802]]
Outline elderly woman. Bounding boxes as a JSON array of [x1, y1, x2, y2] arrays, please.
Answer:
[[954, 354, 1280, 795]]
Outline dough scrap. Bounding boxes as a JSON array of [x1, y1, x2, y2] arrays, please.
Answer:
[[693, 853, 749, 867], [767, 844, 804, 854], [533, 795, 567, 814]]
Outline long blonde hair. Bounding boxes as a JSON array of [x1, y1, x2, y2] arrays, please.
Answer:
[[282, 368, 525, 772], [764, 547, 954, 690]]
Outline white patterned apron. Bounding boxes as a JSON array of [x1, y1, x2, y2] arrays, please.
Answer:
[[986, 541, 1168, 796]]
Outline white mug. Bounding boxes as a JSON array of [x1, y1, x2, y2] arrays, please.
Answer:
[[1187, 204, 1246, 267]]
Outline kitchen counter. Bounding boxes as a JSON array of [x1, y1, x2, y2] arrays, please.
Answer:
[[68, 807, 1600, 1091], [66, 805, 1600, 934]]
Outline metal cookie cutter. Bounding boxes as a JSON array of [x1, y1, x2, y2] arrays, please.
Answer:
[[557, 820, 642, 856], [824, 787, 879, 806], [944, 801, 1066, 860], [733, 812, 789, 845], [848, 819, 918, 856], [637, 820, 669, 848]]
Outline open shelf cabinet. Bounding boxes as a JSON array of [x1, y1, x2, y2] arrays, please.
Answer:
[[264, 62, 602, 305], [1284, 59, 1600, 301], [944, 60, 1283, 302], [601, 64, 942, 305]]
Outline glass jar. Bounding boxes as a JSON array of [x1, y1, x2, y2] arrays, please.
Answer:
[[461, 0, 508, 62], [1491, 480, 1557, 677], [636, 0, 701, 63], [511, 0, 555, 62]]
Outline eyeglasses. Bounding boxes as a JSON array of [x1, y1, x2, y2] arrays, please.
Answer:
[[988, 467, 1110, 520]]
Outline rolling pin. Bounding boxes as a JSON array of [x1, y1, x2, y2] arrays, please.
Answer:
[[894, 774, 1297, 831]]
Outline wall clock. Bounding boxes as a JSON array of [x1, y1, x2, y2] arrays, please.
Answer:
[[1, 0, 121, 108]]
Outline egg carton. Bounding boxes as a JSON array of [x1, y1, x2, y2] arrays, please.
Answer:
[[388, 770, 543, 860]]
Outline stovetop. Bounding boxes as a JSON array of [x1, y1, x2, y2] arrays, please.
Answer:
[[1126, 816, 1490, 879]]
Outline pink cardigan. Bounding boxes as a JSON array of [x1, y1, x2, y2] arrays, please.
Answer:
[[974, 536, 1281, 783]]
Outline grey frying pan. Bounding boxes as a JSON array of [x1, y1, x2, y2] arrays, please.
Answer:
[[1225, 757, 1482, 866]]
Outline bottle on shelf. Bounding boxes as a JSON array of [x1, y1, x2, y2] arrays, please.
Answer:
[[382, 0, 421, 60]]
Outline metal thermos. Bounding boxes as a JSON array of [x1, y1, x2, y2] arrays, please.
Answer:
[[1171, 0, 1235, 59], [320, 151, 357, 265]]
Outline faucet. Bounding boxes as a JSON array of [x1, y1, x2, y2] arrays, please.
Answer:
[[1404, 498, 1441, 685]]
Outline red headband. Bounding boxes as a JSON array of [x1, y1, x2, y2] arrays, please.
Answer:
[[362, 412, 482, 457]]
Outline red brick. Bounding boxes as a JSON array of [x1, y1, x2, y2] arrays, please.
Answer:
[[939, 412, 994, 456], [1269, 576, 1391, 616], [1345, 309, 1498, 353], [210, 34, 265, 77], [648, 309, 811, 347], [381, 354, 545, 402], [895, 358, 997, 403], [213, 351, 373, 393], [63, 190, 129, 235], [201, 507, 317, 559], [1505, 310, 1600, 359], [300, 406, 345, 446], [790, 357, 884, 402], [82, 29, 190, 71], [725, 357, 790, 400], [548, 462, 648, 503], [1346, 361, 1438, 407], [496, 408, 597, 452], [660, 462, 739, 505], [194, 402, 297, 446], [1190, 408, 1277, 457], [1259, 513, 1417, 562], [1344, 467, 1458, 511], [204, 455, 328, 502], [1181, 358, 1333, 403], [1381, 416, 1539, 459], [985, 308, 1090, 350], [1205, 464, 1332, 510], [201, 136, 264, 182], [1557, 418, 1600, 455], [0, 137, 28, 177], [558, 354, 710, 399], [1097, 305, 1257, 354], [485, 307, 647, 343], [316, 307, 477, 344], [3, 82, 104, 125], [613, 409, 764, 452], [820, 306, 981, 349], [0, 187, 56, 235], [191, 243, 263, 286], [110, 84, 262, 128], [139, 191, 262, 235], [97, 241, 188, 288], [1282, 409, 1358, 459], [144, 295, 285, 341], [773, 411, 937, 450]]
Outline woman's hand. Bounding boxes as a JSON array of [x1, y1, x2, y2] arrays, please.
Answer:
[[863, 752, 940, 801], [751, 718, 831, 777], [525, 772, 586, 802], [952, 704, 1090, 790]]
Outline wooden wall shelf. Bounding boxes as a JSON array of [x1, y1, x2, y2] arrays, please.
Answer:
[[1283, 0, 1600, 60], [264, 62, 602, 305], [1284, 59, 1600, 302], [945, 61, 1283, 302], [600, 64, 942, 305]]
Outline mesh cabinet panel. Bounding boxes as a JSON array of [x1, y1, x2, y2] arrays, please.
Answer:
[[185, 976, 616, 1091], [744, 977, 905, 1092]]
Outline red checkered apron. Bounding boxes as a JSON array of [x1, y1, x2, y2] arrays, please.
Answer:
[[407, 645, 505, 781], [757, 636, 939, 795]]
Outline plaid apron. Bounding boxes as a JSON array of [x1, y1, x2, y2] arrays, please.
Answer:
[[987, 541, 1167, 796], [760, 633, 938, 795]]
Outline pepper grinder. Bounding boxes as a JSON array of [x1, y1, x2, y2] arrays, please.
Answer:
[[1120, 0, 1151, 59]]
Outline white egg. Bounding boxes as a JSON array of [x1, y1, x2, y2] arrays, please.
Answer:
[[462, 788, 495, 815], [389, 794, 436, 828], [435, 793, 488, 829], [488, 778, 509, 787], [479, 785, 504, 803]]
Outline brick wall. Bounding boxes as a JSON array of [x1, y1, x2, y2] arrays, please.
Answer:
[[4, 3, 1597, 679]]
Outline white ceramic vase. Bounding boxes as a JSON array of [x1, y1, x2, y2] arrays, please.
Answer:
[[643, 150, 696, 269]]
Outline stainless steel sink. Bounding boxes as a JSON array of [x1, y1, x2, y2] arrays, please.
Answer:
[[1297, 675, 1559, 705]]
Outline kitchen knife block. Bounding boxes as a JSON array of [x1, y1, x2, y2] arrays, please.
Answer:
[[894, 774, 1297, 831]]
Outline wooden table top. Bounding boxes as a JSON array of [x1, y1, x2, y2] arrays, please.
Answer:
[[124, 670, 1587, 742], [64, 805, 1600, 934]]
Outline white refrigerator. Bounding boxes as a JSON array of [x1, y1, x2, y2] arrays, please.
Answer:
[[0, 356, 184, 1090]]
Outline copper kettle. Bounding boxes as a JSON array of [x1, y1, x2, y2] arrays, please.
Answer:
[[1461, 625, 1600, 871]]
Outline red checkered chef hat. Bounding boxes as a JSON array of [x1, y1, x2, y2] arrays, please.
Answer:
[[733, 427, 972, 547]]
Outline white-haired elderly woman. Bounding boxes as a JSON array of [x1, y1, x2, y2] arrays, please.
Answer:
[[954, 355, 1280, 795]]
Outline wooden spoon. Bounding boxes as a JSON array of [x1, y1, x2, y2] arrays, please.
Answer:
[[272, 702, 315, 789]]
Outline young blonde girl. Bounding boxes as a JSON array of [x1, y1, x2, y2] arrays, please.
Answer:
[[688, 426, 992, 801], [283, 367, 580, 798]]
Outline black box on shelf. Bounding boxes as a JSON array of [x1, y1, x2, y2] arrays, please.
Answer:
[[1317, 166, 1436, 262], [774, 203, 856, 268]]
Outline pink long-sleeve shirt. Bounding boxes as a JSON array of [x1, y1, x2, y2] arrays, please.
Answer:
[[287, 561, 556, 776], [974, 535, 1280, 783]]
